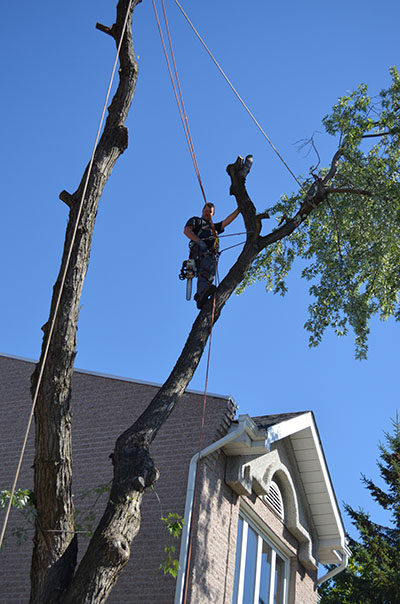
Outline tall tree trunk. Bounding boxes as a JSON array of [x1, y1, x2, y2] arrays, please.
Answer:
[[29, 2, 142, 602]]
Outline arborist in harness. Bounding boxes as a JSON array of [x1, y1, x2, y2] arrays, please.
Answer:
[[183, 202, 240, 309]]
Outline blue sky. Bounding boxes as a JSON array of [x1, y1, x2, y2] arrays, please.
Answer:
[[2, 0, 400, 538]]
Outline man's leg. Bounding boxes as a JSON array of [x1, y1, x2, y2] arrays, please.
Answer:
[[194, 253, 216, 309]]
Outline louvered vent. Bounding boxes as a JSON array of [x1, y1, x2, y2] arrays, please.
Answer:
[[265, 480, 284, 519]]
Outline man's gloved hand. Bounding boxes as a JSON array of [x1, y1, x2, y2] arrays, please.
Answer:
[[197, 239, 208, 253]]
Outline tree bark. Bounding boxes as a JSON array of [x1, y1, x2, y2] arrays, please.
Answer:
[[29, 2, 141, 603], [61, 151, 342, 602]]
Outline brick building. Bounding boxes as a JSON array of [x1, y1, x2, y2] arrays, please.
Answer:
[[0, 353, 348, 603]]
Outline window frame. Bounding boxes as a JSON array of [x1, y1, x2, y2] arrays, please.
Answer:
[[233, 510, 290, 604]]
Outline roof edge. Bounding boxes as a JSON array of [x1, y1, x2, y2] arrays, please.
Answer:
[[0, 352, 234, 402]]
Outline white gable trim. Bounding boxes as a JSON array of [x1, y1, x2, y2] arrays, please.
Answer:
[[223, 413, 347, 566]]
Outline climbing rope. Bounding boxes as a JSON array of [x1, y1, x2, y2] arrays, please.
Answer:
[[0, 0, 136, 550], [218, 231, 248, 238], [182, 260, 219, 604], [219, 240, 246, 254], [152, 0, 207, 203], [174, 0, 304, 191]]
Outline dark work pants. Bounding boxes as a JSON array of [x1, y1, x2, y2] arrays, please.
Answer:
[[195, 251, 216, 298]]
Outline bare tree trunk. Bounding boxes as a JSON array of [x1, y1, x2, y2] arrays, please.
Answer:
[[29, 2, 141, 602]]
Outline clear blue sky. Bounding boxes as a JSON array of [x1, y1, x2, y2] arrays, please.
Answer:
[[2, 0, 400, 538]]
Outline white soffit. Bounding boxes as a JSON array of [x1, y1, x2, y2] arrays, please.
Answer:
[[266, 413, 346, 559], [224, 413, 346, 563]]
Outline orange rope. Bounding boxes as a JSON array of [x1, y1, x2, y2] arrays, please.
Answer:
[[174, 0, 305, 192], [151, 6, 224, 597], [152, 0, 207, 203], [182, 258, 219, 604]]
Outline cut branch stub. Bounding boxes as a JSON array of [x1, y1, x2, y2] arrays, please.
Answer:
[[226, 155, 260, 243], [59, 190, 74, 207], [96, 22, 116, 38]]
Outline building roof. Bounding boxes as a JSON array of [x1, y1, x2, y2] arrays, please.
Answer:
[[252, 411, 309, 430], [223, 412, 347, 565]]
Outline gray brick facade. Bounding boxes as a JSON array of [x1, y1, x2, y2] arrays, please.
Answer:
[[0, 354, 342, 603]]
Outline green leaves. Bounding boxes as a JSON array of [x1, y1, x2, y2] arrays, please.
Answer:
[[159, 512, 185, 579], [160, 545, 180, 578], [319, 416, 400, 603], [240, 68, 400, 358], [0, 488, 34, 510], [161, 512, 185, 538], [0, 489, 36, 548]]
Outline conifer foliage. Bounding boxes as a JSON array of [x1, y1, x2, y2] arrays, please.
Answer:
[[319, 416, 400, 603]]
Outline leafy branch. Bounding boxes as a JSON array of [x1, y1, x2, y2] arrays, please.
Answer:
[[159, 513, 185, 579]]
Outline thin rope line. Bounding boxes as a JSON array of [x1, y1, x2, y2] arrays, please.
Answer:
[[160, 0, 207, 202], [0, 0, 135, 550], [153, 0, 207, 203], [174, 0, 304, 191], [182, 258, 218, 604], [218, 231, 248, 238], [219, 240, 246, 253], [152, 1, 197, 181]]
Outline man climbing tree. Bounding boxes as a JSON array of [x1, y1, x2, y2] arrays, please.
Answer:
[[183, 155, 253, 309], [1, 0, 400, 601], [184, 202, 240, 308]]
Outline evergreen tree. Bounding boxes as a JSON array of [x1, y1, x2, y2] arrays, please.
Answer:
[[320, 416, 400, 603]]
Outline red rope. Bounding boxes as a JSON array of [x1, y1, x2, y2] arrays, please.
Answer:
[[152, 0, 207, 203], [182, 258, 219, 604], [152, 4, 221, 597]]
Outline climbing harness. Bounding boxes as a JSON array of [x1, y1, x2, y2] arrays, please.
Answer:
[[179, 232, 221, 301], [179, 241, 220, 302]]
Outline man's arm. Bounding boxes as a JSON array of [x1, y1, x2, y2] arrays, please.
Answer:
[[221, 208, 240, 229], [184, 225, 200, 243]]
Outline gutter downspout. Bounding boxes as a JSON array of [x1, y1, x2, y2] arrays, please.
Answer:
[[317, 545, 351, 586], [174, 416, 248, 604]]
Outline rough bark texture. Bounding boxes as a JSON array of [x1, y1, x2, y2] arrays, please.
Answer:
[[29, 2, 141, 603], [28, 0, 345, 600], [62, 153, 342, 603]]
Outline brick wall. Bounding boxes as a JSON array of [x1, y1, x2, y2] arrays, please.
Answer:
[[0, 353, 320, 604], [187, 452, 240, 604], [0, 354, 235, 604]]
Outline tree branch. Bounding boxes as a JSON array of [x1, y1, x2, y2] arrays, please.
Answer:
[[326, 187, 372, 196], [30, 2, 141, 603], [361, 131, 394, 139], [226, 155, 261, 242], [322, 147, 343, 184], [256, 211, 271, 220], [63, 156, 264, 603], [59, 190, 74, 207], [96, 22, 116, 38], [327, 199, 344, 265], [257, 146, 344, 250]]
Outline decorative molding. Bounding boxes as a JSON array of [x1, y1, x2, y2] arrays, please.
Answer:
[[226, 450, 317, 569]]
